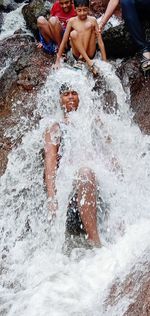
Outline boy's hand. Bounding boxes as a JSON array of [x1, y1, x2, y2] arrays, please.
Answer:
[[52, 60, 61, 70], [98, 21, 104, 33], [37, 42, 43, 49], [52, 55, 61, 70]]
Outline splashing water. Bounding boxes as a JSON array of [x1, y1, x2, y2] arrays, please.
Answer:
[[0, 4, 29, 41], [0, 64, 150, 316]]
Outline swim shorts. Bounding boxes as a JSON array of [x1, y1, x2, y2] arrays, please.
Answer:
[[66, 185, 107, 236], [39, 32, 58, 55]]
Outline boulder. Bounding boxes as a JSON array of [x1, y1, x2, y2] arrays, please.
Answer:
[[90, 0, 121, 18], [103, 21, 150, 59], [0, 0, 18, 12], [0, 31, 53, 175], [117, 58, 150, 134]]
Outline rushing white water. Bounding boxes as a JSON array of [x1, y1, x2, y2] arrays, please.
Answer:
[[0, 60, 150, 316], [0, 4, 28, 41]]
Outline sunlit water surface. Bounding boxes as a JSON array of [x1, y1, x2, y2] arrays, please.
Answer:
[[0, 61, 150, 316]]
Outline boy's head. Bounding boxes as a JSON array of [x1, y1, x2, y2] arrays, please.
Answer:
[[59, 0, 72, 13], [74, 0, 89, 20], [59, 83, 79, 113]]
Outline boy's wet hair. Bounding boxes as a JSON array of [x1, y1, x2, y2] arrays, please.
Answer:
[[59, 82, 74, 94], [74, 0, 89, 8]]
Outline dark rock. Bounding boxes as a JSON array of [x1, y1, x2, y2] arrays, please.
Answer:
[[103, 21, 150, 59], [0, 0, 18, 12], [90, 0, 121, 18], [0, 32, 53, 175], [103, 22, 136, 59], [17, 66, 41, 90], [117, 58, 150, 134], [22, 0, 53, 38], [0, 34, 35, 110], [14, 0, 25, 3], [0, 12, 3, 32]]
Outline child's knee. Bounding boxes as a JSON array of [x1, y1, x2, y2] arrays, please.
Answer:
[[70, 30, 78, 40], [37, 16, 47, 26], [49, 16, 59, 26]]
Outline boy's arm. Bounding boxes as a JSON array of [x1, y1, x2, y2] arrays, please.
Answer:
[[99, 0, 119, 31], [44, 123, 60, 215], [95, 20, 107, 61], [54, 20, 72, 67]]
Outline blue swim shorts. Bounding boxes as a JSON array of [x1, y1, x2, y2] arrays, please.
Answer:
[[39, 32, 58, 55]]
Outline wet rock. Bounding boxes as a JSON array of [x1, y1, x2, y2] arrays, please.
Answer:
[[103, 21, 150, 59], [124, 278, 150, 316], [22, 0, 53, 38], [0, 33, 35, 110], [103, 23, 136, 59], [105, 259, 150, 316], [0, 136, 12, 177], [17, 66, 41, 90], [0, 31, 53, 175], [93, 74, 118, 113], [90, 0, 120, 18], [0, 12, 3, 32], [0, 0, 18, 12], [117, 58, 150, 134]]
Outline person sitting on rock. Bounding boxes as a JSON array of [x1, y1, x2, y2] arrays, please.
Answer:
[[44, 83, 122, 250], [54, 0, 107, 75], [99, 0, 150, 73], [37, 0, 76, 55]]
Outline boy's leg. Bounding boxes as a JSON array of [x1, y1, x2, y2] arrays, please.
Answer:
[[48, 16, 64, 46], [37, 16, 54, 43], [86, 29, 96, 58], [37, 16, 63, 45], [70, 23, 96, 67], [76, 167, 100, 245]]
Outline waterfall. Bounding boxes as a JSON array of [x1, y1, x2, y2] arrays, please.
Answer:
[[0, 4, 30, 41], [0, 61, 150, 316]]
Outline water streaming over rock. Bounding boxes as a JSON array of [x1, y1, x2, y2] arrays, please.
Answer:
[[0, 60, 150, 315], [0, 4, 30, 41]]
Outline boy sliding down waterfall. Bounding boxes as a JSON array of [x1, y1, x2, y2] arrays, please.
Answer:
[[44, 83, 123, 250], [54, 0, 107, 75]]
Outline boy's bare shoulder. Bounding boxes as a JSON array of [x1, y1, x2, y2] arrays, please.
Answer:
[[88, 15, 97, 22], [68, 16, 77, 23]]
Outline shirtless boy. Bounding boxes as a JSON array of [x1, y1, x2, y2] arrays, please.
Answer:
[[54, 0, 107, 74], [44, 84, 102, 247], [37, 0, 76, 54], [44, 83, 122, 249]]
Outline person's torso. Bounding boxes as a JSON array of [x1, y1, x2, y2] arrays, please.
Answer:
[[71, 15, 95, 33], [51, 1, 76, 28]]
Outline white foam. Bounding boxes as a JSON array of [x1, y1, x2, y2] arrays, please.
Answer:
[[0, 65, 150, 316]]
